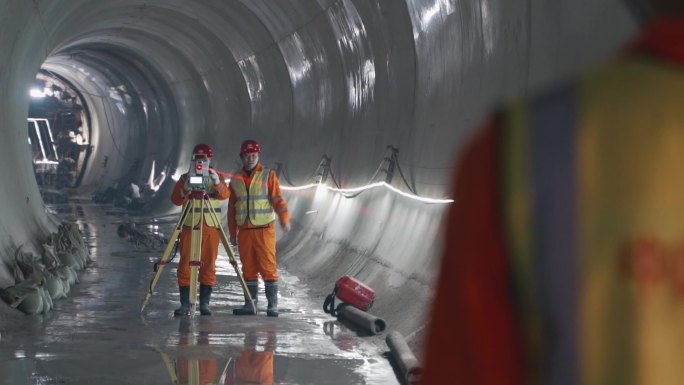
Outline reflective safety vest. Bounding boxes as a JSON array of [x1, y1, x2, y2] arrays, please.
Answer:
[[499, 55, 684, 384], [180, 174, 225, 228], [231, 167, 276, 226]]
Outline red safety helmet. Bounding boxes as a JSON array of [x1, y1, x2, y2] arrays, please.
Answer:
[[240, 140, 260, 154], [192, 143, 213, 159]]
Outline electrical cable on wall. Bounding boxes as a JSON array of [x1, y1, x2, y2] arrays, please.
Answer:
[[391, 149, 418, 195], [328, 162, 341, 189], [210, 147, 454, 205]]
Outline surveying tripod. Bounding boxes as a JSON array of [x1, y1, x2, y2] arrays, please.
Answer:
[[141, 189, 255, 315]]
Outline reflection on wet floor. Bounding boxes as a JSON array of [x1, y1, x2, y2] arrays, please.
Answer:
[[0, 203, 399, 385], [153, 318, 369, 385]]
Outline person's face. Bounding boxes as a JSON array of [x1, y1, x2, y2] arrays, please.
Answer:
[[192, 154, 210, 167], [241, 152, 259, 170]]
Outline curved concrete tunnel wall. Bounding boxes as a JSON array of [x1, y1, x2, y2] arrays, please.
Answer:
[[0, 0, 634, 353]]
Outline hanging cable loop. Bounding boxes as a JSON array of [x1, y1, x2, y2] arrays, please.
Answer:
[[389, 147, 419, 196], [276, 147, 453, 204], [275, 162, 295, 186], [314, 155, 331, 184], [384, 146, 398, 184]]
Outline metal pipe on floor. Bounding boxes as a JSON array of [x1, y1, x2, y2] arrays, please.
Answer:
[[336, 303, 387, 335], [386, 331, 422, 384]]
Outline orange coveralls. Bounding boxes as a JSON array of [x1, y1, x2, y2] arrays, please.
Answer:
[[225, 332, 275, 385], [227, 350, 274, 385], [177, 334, 219, 385], [228, 164, 289, 281], [171, 174, 229, 287]]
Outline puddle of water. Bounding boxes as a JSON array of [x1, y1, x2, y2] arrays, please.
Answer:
[[2, 204, 401, 385], [0, 358, 63, 385]]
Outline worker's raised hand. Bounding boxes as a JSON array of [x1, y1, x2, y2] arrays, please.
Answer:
[[209, 169, 221, 185]]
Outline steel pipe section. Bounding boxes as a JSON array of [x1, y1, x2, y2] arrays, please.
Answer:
[[386, 331, 423, 384], [0, 0, 633, 351], [337, 303, 387, 335]]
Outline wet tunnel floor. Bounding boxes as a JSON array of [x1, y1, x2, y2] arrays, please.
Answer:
[[0, 203, 400, 385]]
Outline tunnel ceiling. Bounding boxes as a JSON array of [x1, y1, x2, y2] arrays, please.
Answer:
[[29, 0, 421, 202], [15, 0, 632, 203]]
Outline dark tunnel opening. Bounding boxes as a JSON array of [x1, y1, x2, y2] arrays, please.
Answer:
[[27, 70, 90, 195], [38, 44, 184, 211]]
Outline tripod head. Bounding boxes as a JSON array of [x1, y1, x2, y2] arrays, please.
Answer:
[[187, 154, 210, 191]]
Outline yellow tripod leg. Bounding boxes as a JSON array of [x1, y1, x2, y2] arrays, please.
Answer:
[[189, 358, 200, 385], [140, 201, 192, 313], [188, 197, 203, 316], [217, 357, 233, 383], [204, 199, 255, 313], [153, 347, 179, 384]]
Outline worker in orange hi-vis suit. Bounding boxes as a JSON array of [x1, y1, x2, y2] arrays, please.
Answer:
[[228, 139, 291, 317], [171, 143, 229, 316]]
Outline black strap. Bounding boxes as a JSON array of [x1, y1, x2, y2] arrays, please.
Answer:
[[192, 207, 221, 212], [154, 237, 179, 272], [323, 287, 338, 316]]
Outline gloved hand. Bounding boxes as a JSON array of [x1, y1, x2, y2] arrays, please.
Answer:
[[209, 169, 220, 185], [230, 235, 237, 246], [281, 221, 292, 232]]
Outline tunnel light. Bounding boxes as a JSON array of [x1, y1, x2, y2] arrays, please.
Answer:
[[28, 118, 59, 163], [281, 181, 454, 204], [30, 88, 46, 98], [210, 167, 454, 204], [281, 183, 319, 191], [147, 161, 167, 192]]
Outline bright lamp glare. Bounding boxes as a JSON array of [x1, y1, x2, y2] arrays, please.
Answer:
[[30, 88, 45, 98], [281, 181, 454, 204]]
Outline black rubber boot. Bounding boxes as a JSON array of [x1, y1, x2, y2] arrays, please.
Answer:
[[199, 284, 213, 316], [233, 280, 258, 315], [265, 280, 278, 317], [174, 286, 191, 316]]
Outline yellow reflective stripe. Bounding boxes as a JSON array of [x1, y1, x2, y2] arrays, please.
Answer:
[[236, 207, 272, 214], [235, 206, 270, 211], [236, 193, 269, 201]]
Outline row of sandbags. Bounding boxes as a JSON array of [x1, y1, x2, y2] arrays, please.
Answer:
[[0, 222, 91, 314]]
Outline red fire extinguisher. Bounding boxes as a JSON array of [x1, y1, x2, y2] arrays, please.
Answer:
[[323, 275, 376, 316]]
